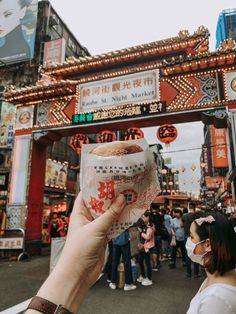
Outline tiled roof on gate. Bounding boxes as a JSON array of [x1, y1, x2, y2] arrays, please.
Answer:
[[41, 26, 210, 77]]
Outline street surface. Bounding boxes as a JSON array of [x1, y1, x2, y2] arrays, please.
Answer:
[[0, 253, 203, 314]]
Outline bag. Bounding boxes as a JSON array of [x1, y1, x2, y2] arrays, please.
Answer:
[[170, 237, 176, 247]]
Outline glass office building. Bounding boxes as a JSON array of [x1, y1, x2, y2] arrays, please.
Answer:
[[216, 9, 236, 49]]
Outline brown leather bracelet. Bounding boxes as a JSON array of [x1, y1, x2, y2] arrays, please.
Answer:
[[26, 296, 73, 314]]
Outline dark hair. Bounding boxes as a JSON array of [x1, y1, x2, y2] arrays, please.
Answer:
[[150, 203, 159, 210], [143, 211, 154, 225], [174, 208, 182, 216], [194, 212, 236, 275]]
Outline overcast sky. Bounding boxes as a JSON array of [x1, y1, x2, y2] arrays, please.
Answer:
[[49, 0, 235, 195]]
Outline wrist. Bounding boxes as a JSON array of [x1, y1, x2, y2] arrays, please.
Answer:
[[37, 262, 88, 313]]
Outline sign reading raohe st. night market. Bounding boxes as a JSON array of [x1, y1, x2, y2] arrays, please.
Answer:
[[72, 101, 166, 125], [79, 70, 160, 112]]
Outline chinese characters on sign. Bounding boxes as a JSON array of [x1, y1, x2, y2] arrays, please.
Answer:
[[0, 237, 23, 249], [156, 124, 178, 145], [72, 101, 166, 125], [202, 145, 212, 177], [79, 70, 159, 112], [205, 176, 227, 190], [44, 38, 66, 65], [0, 102, 16, 148], [210, 126, 228, 168]]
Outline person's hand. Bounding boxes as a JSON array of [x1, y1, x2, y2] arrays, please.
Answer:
[[55, 192, 126, 287], [34, 192, 126, 314]]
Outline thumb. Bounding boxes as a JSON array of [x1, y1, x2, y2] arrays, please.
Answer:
[[93, 194, 126, 233]]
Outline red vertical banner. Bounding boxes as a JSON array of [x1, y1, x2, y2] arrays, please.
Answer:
[[210, 126, 228, 168]]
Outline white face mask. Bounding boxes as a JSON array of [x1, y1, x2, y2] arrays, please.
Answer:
[[185, 237, 207, 265]]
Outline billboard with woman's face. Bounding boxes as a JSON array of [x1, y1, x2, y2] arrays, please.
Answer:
[[0, 0, 38, 65]]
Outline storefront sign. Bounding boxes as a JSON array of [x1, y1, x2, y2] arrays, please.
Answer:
[[210, 126, 228, 168], [205, 176, 226, 189], [225, 71, 236, 100], [79, 70, 159, 112], [0, 237, 23, 249], [73, 101, 165, 125], [205, 190, 215, 199]]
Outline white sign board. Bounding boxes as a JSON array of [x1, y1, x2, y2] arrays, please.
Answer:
[[0, 237, 23, 249], [79, 70, 159, 112], [225, 71, 236, 100]]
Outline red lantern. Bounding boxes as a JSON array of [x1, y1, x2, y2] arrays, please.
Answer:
[[124, 127, 144, 141], [156, 124, 177, 145], [97, 130, 117, 143], [70, 133, 89, 153]]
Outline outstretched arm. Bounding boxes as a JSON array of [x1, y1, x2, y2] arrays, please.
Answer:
[[25, 192, 126, 314]]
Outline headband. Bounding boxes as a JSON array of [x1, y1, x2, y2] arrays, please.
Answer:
[[195, 215, 215, 226]]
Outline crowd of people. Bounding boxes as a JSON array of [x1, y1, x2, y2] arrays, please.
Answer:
[[105, 203, 208, 291], [26, 194, 236, 313]]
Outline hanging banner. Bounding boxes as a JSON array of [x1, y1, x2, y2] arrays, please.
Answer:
[[79, 70, 159, 112], [201, 145, 212, 177], [210, 126, 228, 168]]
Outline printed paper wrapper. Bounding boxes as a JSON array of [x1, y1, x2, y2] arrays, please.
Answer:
[[80, 138, 160, 239]]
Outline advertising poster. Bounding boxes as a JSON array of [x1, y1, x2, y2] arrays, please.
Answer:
[[45, 159, 68, 189], [0, 101, 16, 148], [0, 0, 38, 65]]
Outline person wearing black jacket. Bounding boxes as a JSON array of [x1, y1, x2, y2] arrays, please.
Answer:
[[150, 203, 164, 271]]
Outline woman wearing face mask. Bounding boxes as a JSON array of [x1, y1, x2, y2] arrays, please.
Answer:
[[186, 212, 236, 314]]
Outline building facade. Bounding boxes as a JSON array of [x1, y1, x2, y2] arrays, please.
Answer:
[[216, 8, 236, 49], [0, 0, 90, 236]]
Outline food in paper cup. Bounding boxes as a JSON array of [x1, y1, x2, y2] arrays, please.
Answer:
[[80, 138, 160, 238]]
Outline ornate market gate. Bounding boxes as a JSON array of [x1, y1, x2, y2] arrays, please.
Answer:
[[4, 26, 236, 253]]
